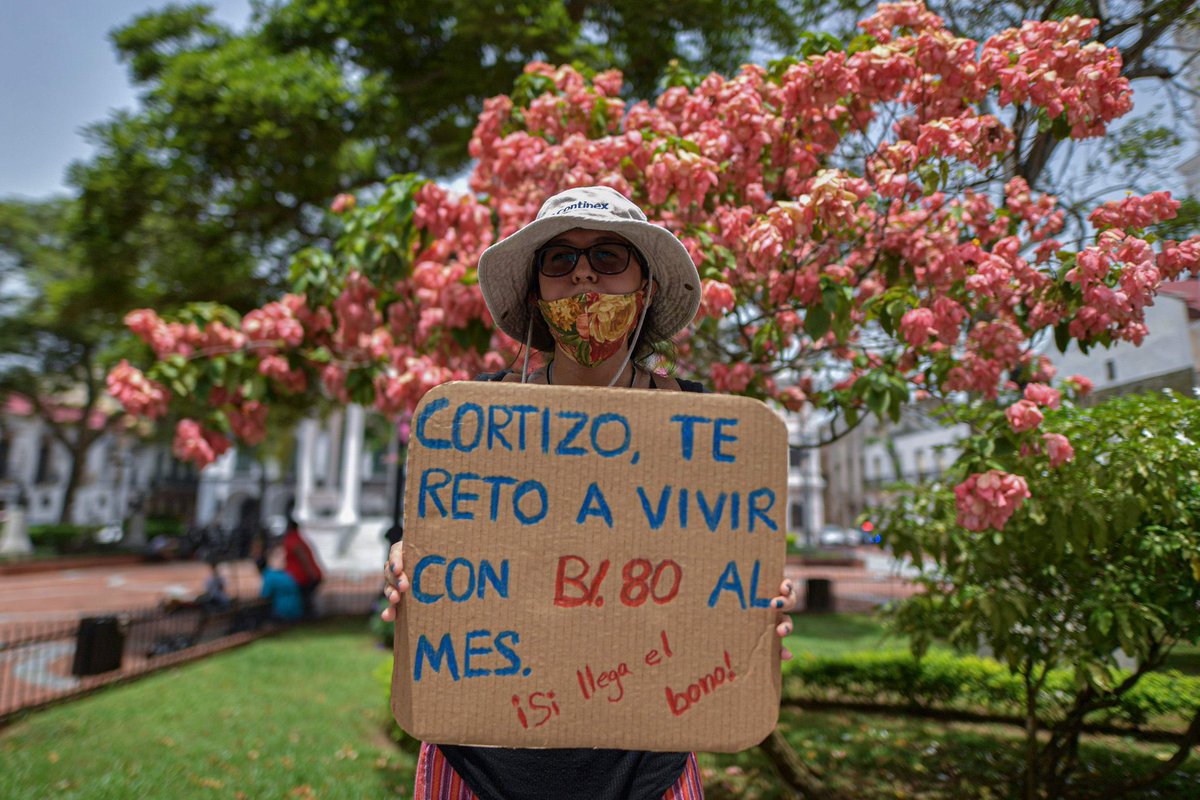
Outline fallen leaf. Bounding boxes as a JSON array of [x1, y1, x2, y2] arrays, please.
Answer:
[[48, 752, 59, 764]]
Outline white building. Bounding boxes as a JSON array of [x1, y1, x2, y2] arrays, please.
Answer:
[[783, 408, 826, 546], [1050, 292, 1195, 401], [0, 396, 180, 530]]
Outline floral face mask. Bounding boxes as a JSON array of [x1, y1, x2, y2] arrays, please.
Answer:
[[536, 289, 647, 368]]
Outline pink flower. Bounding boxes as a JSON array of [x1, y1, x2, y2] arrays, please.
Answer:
[[1042, 433, 1075, 468], [258, 355, 307, 393], [106, 360, 169, 420], [899, 307, 935, 347], [226, 401, 268, 446], [173, 419, 231, 468], [778, 385, 807, 412], [710, 363, 755, 393], [1066, 374, 1094, 397], [1022, 382, 1061, 410], [1005, 399, 1044, 432], [954, 469, 1031, 531], [700, 280, 736, 318], [331, 193, 357, 214], [1089, 191, 1179, 230]]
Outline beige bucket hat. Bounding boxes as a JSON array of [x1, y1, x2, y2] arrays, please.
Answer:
[[477, 186, 702, 352]]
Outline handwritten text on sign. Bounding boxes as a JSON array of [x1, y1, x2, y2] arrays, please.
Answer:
[[391, 382, 788, 753]]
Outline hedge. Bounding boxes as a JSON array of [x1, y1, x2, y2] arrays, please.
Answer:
[[782, 650, 1200, 728]]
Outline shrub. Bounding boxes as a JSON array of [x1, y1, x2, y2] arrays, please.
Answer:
[[373, 656, 419, 754], [28, 523, 102, 553], [782, 650, 1200, 729], [144, 516, 185, 538]]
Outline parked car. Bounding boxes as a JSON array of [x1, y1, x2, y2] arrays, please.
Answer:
[[819, 524, 854, 547]]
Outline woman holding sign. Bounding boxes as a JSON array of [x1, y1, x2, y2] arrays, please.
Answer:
[[381, 186, 798, 800]]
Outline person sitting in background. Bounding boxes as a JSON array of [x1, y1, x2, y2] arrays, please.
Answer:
[[260, 545, 303, 622], [282, 514, 324, 618]]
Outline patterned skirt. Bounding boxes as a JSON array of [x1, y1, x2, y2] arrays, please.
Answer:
[[413, 743, 705, 799]]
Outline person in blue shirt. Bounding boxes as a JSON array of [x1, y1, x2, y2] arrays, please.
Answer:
[[260, 545, 303, 622]]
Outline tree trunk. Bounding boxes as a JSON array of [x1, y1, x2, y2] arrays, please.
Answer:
[[55, 429, 90, 525], [1108, 706, 1200, 797], [1023, 668, 1040, 800], [757, 728, 836, 799]]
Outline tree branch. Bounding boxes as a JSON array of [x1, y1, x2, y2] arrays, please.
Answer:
[[1108, 705, 1200, 796], [1122, 62, 1176, 80], [757, 728, 836, 799]]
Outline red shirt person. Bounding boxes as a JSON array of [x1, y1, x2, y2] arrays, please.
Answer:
[[282, 519, 323, 618]]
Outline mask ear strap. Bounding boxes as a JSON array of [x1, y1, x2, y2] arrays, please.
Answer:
[[520, 313, 534, 384], [607, 272, 654, 388]]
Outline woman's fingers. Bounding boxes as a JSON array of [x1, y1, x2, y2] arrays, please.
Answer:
[[380, 542, 409, 620], [769, 579, 797, 612], [773, 578, 797, 661]]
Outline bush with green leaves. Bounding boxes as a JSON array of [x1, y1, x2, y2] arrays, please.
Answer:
[[27, 523, 103, 553], [879, 390, 1200, 797], [782, 650, 1200, 729]]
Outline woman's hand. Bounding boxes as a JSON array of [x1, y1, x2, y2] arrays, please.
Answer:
[[771, 579, 799, 661], [379, 541, 409, 622]]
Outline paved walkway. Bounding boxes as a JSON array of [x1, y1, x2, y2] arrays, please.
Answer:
[[0, 560, 264, 629]]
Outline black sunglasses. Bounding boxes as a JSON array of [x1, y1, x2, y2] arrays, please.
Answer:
[[534, 242, 643, 278]]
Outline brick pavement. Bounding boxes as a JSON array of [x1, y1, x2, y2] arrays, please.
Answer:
[[0, 560, 264, 630]]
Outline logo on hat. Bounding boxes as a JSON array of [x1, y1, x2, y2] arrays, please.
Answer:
[[552, 201, 610, 216]]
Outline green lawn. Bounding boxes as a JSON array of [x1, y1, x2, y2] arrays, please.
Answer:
[[701, 707, 1200, 799], [3, 615, 1197, 799], [785, 610, 911, 656], [0, 620, 409, 800]]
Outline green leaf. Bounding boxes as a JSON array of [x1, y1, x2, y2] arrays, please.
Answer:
[[804, 305, 831, 339]]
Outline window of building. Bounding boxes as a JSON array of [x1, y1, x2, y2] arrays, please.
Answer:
[[34, 440, 54, 484], [788, 447, 806, 469], [1106, 360, 1116, 381], [790, 502, 805, 532]]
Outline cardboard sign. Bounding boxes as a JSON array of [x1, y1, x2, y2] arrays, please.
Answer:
[[391, 381, 788, 752]]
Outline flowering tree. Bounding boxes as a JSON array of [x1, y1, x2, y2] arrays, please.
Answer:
[[109, 2, 1199, 536]]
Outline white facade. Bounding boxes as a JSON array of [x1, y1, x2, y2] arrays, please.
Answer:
[[0, 410, 169, 529], [1049, 294, 1195, 397], [783, 408, 826, 546], [862, 417, 969, 489]]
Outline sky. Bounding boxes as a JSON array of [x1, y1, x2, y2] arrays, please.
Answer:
[[0, 0, 252, 200], [0, 2, 1194, 203]]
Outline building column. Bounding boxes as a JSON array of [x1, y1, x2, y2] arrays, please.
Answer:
[[335, 404, 364, 528], [294, 417, 318, 524]]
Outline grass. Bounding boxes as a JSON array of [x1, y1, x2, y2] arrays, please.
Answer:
[[0, 619, 410, 800], [701, 708, 1200, 799], [785, 611, 910, 656], [2, 614, 1196, 799]]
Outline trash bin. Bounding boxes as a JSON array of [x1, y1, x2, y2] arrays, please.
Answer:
[[804, 579, 834, 613], [72, 616, 125, 676]]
